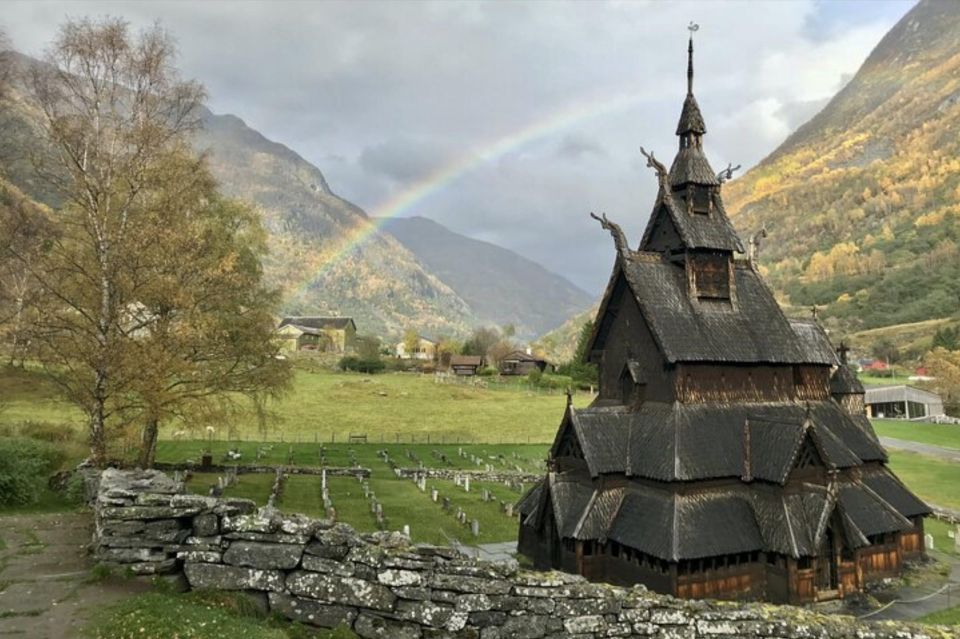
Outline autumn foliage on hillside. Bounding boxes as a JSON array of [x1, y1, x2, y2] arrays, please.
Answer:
[[724, 0, 960, 335]]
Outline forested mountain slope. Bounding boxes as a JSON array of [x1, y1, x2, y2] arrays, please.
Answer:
[[724, 0, 960, 334]]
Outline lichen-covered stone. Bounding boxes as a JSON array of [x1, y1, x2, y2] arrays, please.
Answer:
[[353, 612, 421, 639], [429, 573, 512, 595], [177, 550, 221, 563], [221, 510, 278, 534], [563, 614, 605, 634], [222, 541, 303, 569], [498, 614, 550, 639], [302, 554, 355, 576], [183, 562, 284, 592], [304, 540, 350, 560], [193, 513, 219, 537], [286, 571, 396, 611], [377, 568, 422, 587], [267, 593, 357, 628], [394, 600, 457, 628]]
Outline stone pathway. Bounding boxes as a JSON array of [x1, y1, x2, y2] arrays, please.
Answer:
[[0, 512, 150, 638], [880, 436, 960, 463]]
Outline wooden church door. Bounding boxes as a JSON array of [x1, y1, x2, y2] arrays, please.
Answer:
[[816, 527, 839, 593]]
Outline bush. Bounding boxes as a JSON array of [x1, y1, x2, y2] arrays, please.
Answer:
[[478, 366, 498, 377], [338, 356, 386, 374], [0, 437, 66, 506], [17, 421, 78, 443], [526, 371, 574, 390]]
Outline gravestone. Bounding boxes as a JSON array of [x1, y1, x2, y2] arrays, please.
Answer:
[[471, 519, 480, 537], [925, 533, 935, 550]]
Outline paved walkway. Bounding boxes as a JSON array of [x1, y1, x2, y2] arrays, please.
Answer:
[[880, 436, 960, 463], [0, 512, 149, 638], [866, 552, 960, 621]]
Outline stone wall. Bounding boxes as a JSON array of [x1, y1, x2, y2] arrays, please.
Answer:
[[92, 469, 955, 639]]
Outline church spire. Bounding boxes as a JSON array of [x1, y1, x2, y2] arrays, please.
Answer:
[[676, 23, 706, 138], [671, 23, 715, 188]]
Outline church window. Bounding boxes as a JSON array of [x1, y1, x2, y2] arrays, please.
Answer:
[[692, 187, 711, 215], [691, 253, 730, 300]]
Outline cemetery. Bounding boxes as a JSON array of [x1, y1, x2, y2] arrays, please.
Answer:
[[161, 440, 549, 548]]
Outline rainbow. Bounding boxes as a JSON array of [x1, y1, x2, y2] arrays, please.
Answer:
[[286, 87, 653, 299]]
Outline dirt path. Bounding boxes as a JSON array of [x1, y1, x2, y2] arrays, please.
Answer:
[[0, 512, 150, 638]]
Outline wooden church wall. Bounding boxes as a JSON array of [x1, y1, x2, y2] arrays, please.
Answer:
[[598, 288, 675, 403], [676, 363, 831, 403]]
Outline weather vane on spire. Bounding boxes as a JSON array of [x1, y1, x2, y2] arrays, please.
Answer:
[[687, 22, 699, 95]]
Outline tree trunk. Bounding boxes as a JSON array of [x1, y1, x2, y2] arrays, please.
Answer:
[[90, 366, 108, 467], [139, 417, 159, 469]]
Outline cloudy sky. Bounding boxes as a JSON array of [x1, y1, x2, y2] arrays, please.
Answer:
[[4, 0, 914, 295]]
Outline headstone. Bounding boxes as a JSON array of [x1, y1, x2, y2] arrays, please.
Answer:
[[464, 476, 470, 492], [403, 524, 410, 537], [321, 468, 327, 491], [505, 502, 514, 518], [454, 475, 462, 487], [955, 526, 960, 552], [925, 533, 935, 550], [431, 488, 439, 503], [327, 506, 337, 521], [442, 497, 451, 511], [471, 519, 480, 537]]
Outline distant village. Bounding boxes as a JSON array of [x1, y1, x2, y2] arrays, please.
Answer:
[[274, 314, 555, 379]]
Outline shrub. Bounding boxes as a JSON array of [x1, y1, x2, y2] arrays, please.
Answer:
[[478, 366, 498, 377], [338, 356, 386, 374], [0, 437, 65, 506], [17, 421, 78, 443]]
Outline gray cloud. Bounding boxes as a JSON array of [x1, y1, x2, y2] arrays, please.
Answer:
[[1, 0, 914, 295], [556, 134, 606, 160]]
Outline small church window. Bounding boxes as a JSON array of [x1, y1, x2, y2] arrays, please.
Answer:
[[691, 188, 711, 215], [691, 253, 730, 300]]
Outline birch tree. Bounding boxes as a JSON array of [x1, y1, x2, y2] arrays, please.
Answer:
[[26, 18, 205, 464]]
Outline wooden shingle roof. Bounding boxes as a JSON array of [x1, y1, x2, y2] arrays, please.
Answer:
[[598, 257, 835, 365], [566, 401, 885, 483]]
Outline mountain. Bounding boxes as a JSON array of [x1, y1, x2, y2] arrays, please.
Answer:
[[724, 0, 960, 339], [379, 216, 592, 338], [531, 303, 598, 364], [192, 112, 477, 338]]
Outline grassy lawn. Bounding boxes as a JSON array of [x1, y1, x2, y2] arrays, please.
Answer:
[[0, 365, 583, 444], [920, 604, 960, 626], [888, 451, 960, 511], [924, 518, 960, 557], [185, 472, 274, 506], [873, 419, 960, 451], [85, 590, 356, 638]]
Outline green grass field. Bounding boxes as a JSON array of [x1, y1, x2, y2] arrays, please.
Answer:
[[887, 451, 960, 511], [0, 365, 584, 444], [873, 420, 960, 451]]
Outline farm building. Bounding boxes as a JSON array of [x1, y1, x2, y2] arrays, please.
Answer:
[[518, 35, 928, 605], [450, 355, 483, 376], [865, 385, 945, 420], [498, 350, 552, 376], [395, 335, 437, 360], [276, 316, 357, 353]]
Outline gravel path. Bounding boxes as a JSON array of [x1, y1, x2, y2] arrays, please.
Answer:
[[880, 436, 960, 463], [0, 512, 150, 638]]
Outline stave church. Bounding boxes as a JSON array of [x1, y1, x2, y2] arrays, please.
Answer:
[[517, 32, 929, 604]]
